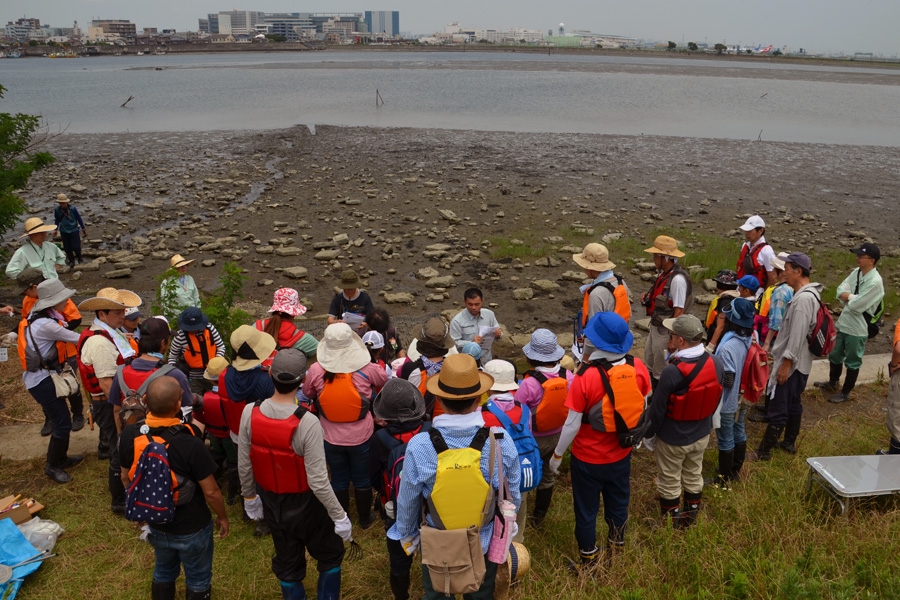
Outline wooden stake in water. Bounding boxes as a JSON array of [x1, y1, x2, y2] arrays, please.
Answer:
[[376, 89, 384, 108]]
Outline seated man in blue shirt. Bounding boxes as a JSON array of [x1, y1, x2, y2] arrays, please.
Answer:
[[449, 288, 502, 363]]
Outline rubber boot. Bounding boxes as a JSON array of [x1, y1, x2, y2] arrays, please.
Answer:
[[731, 442, 747, 480], [778, 414, 802, 454], [110, 470, 126, 514], [389, 573, 410, 600], [254, 520, 272, 537], [355, 487, 377, 530], [151, 581, 176, 600], [60, 435, 83, 469], [831, 368, 859, 403], [566, 546, 601, 574], [185, 588, 211, 600], [40, 417, 53, 437], [681, 491, 702, 528], [280, 580, 308, 600], [334, 489, 350, 514], [316, 567, 341, 600], [815, 362, 843, 392], [530, 486, 554, 528], [659, 497, 681, 527], [44, 436, 71, 484], [756, 424, 785, 461], [69, 392, 85, 432], [713, 449, 734, 489], [226, 464, 241, 506]]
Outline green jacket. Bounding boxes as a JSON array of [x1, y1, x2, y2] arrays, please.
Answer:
[[836, 267, 883, 338]]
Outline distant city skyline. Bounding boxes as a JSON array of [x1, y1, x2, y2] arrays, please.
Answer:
[[4, 0, 900, 56]]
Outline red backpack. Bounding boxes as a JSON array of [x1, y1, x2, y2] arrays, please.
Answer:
[[740, 341, 769, 404], [802, 291, 836, 357]]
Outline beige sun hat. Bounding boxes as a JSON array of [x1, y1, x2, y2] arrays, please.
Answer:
[[643, 235, 685, 258], [20, 217, 57, 238], [230, 325, 277, 371], [204, 356, 230, 380], [171, 254, 195, 269], [425, 354, 494, 400], [78, 287, 142, 312], [57, 194, 70, 204], [572, 243, 616, 271], [317, 323, 371, 374]]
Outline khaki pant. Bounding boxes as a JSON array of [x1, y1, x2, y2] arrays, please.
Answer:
[[535, 432, 561, 490], [888, 371, 900, 441], [644, 324, 670, 380], [654, 436, 709, 499]]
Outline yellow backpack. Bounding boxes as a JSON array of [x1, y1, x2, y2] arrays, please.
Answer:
[[425, 427, 496, 530]]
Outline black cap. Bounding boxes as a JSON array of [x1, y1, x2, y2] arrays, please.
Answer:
[[140, 317, 171, 341], [851, 243, 880, 262]]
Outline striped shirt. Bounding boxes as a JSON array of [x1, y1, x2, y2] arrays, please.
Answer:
[[167, 324, 226, 379]]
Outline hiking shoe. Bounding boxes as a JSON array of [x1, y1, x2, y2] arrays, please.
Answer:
[[814, 380, 839, 392], [111, 502, 125, 515], [40, 419, 53, 437], [828, 392, 850, 404], [71, 414, 86, 432]]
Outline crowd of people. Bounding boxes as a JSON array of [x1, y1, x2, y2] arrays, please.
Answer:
[[5, 209, 897, 599]]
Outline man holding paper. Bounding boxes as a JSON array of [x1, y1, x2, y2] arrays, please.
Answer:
[[450, 287, 502, 362], [327, 270, 374, 336]]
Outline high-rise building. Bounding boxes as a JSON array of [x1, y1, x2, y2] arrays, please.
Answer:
[[91, 19, 137, 42], [261, 13, 315, 41], [203, 11, 261, 36], [364, 11, 399, 37]]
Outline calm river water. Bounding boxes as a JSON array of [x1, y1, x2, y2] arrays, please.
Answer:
[[1, 51, 899, 145]]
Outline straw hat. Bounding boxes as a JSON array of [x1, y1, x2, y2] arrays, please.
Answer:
[[425, 354, 494, 400], [230, 325, 277, 371], [572, 243, 616, 272], [20, 217, 56, 238], [495, 542, 531, 600], [57, 194, 70, 204], [171, 254, 195, 269], [33, 279, 76, 313], [316, 323, 370, 374], [78, 287, 142, 312], [269, 288, 307, 317], [643, 235, 685, 258], [204, 356, 230, 381]]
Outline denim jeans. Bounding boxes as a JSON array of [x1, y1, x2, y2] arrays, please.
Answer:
[[149, 520, 214, 591], [323, 439, 371, 491], [716, 405, 749, 451], [570, 455, 631, 553]]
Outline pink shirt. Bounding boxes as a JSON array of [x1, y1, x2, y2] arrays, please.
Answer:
[[302, 362, 389, 446], [514, 368, 573, 437]]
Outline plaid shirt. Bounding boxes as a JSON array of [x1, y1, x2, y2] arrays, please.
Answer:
[[767, 284, 793, 332]]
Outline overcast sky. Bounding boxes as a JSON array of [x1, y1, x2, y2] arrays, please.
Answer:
[[7, 0, 899, 56]]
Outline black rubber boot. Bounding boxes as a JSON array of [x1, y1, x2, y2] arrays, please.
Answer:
[[681, 491, 702, 528], [714, 450, 734, 489], [530, 486, 554, 528], [151, 581, 176, 600], [226, 464, 241, 506], [317, 567, 341, 600], [40, 417, 53, 437], [877, 438, 900, 455], [110, 471, 126, 514], [815, 362, 843, 392], [566, 546, 601, 574], [747, 401, 768, 423], [44, 436, 71, 484], [389, 572, 411, 600], [60, 436, 83, 469], [254, 521, 272, 537], [756, 424, 785, 461], [334, 489, 350, 514], [185, 587, 211, 600], [731, 442, 747, 480], [280, 580, 308, 600], [778, 414, 802, 454], [69, 392, 85, 432], [659, 497, 681, 526], [355, 487, 377, 530]]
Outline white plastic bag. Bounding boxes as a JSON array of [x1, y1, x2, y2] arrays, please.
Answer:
[[17, 517, 64, 554]]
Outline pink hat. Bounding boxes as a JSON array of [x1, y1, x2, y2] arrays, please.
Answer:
[[269, 288, 307, 317]]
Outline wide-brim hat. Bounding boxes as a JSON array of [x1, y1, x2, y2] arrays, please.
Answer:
[[57, 194, 70, 204], [572, 243, 616, 272], [723, 297, 755, 329], [417, 317, 455, 352], [406, 339, 458, 362], [317, 323, 371, 374], [204, 356, 229, 380], [230, 325, 277, 371], [373, 378, 426, 423], [713, 269, 738, 286], [15, 267, 45, 296], [522, 328, 565, 363], [33, 279, 76, 313], [340, 269, 360, 288], [178, 307, 209, 332], [20, 217, 56, 238], [269, 287, 307, 317], [171, 254, 195, 269], [584, 312, 633, 355], [643, 235, 685, 258], [78, 287, 142, 312], [425, 354, 494, 400]]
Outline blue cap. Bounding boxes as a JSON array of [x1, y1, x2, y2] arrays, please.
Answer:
[[461, 342, 482, 361], [737, 275, 760, 292], [584, 312, 633, 355], [723, 297, 755, 329]]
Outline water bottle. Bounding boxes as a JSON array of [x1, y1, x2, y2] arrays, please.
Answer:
[[487, 500, 516, 563]]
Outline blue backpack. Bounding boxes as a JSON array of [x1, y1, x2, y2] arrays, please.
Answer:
[[485, 401, 543, 492], [125, 426, 196, 524]]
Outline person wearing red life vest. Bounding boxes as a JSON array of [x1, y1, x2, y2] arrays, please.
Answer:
[[549, 312, 651, 572], [256, 288, 319, 367], [77, 287, 142, 513], [168, 307, 226, 395], [736, 215, 777, 293], [515, 328, 572, 528], [302, 323, 389, 531], [644, 314, 724, 529], [572, 243, 631, 361], [192, 356, 238, 502], [238, 349, 350, 600]]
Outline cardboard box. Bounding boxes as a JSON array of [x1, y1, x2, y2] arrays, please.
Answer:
[[0, 495, 44, 525]]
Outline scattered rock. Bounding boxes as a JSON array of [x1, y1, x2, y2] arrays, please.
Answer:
[[384, 292, 415, 304], [531, 280, 560, 292], [438, 209, 460, 223], [634, 318, 651, 332], [512, 288, 534, 300], [417, 267, 440, 279], [315, 249, 341, 260], [105, 268, 132, 279], [283, 267, 309, 279], [425, 276, 455, 288], [274, 246, 302, 257]]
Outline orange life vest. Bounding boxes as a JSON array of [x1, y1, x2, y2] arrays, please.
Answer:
[[19, 297, 80, 370], [314, 371, 373, 423], [523, 369, 570, 432], [666, 354, 722, 421], [583, 276, 631, 326], [77, 329, 125, 395], [580, 357, 646, 433], [194, 389, 230, 439], [249, 403, 310, 494], [183, 328, 217, 369], [255, 319, 306, 369], [737, 242, 769, 289]]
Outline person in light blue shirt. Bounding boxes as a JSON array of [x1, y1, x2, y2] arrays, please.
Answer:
[[449, 287, 502, 363], [53, 194, 86, 266]]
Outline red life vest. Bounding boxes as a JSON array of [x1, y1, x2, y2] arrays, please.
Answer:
[[255, 319, 306, 369], [249, 403, 310, 494], [183, 329, 218, 370], [314, 371, 373, 423], [77, 329, 124, 396], [523, 370, 570, 432], [737, 242, 769, 289], [666, 354, 722, 421], [194, 389, 230, 439], [118, 362, 166, 403], [218, 369, 248, 436], [481, 401, 524, 428]]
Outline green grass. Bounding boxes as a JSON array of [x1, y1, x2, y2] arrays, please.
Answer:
[[4, 386, 900, 599]]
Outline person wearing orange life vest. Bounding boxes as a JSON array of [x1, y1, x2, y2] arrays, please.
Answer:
[[572, 243, 631, 361], [515, 329, 572, 528], [168, 307, 226, 395], [643, 314, 724, 529], [22, 280, 85, 484], [238, 349, 350, 600], [256, 288, 319, 366], [640, 235, 694, 387], [15, 267, 86, 434], [736, 215, 777, 294], [77, 287, 141, 513], [302, 323, 389, 531], [548, 312, 651, 572], [399, 317, 457, 419]]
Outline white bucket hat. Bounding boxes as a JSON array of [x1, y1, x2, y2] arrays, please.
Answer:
[[483, 360, 519, 392], [317, 323, 370, 374]]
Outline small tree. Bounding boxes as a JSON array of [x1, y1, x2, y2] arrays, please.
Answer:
[[714, 43, 727, 54], [203, 263, 251, 355], [687, 41, 698, 52], [667, 41, 676, 51], [152, 267, 182, 323]]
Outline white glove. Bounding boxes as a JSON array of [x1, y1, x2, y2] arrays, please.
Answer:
[[139, 523, 151, 542], [334, 513, 353, 542], [643, 436, 656, 452], [705, 343, 716, 354], [244, 495, 264, 521], [0, 332, 17, 348], [548, 453, 563, 475], [401, 534, 420, 556]]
